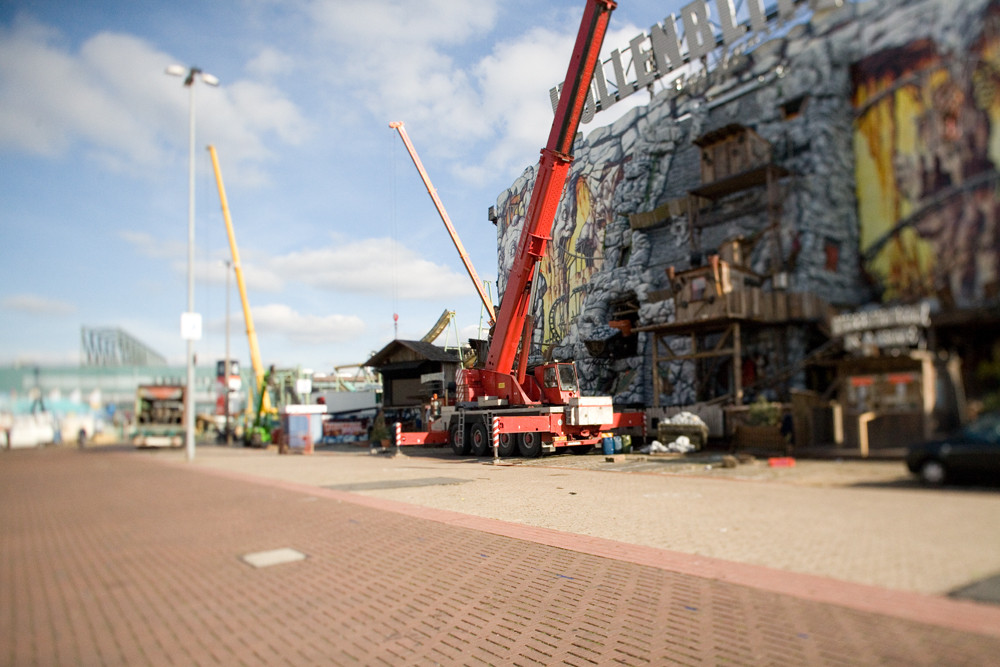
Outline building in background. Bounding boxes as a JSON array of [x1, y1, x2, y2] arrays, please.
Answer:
[[492, 0, 1000, 451], [0, 327, 248, 444]]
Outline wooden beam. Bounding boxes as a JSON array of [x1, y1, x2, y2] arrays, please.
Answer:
[[652, 331, 661, 408]]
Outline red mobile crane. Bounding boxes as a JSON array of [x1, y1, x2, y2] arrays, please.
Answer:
[[397, 0, 642, 457]]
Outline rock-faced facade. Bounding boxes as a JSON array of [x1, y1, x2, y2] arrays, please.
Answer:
[[494, 0, 1000, 409]]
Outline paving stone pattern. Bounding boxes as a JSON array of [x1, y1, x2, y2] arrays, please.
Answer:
[[3, 447, 999, 665]]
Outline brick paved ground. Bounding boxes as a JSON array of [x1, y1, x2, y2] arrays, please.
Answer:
[[3, 446, 1000, 665], [175, 445, 1000, 597]]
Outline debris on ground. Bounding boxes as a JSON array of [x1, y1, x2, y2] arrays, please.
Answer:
[[667, 411, 704, 426], [639, 436, 696, 454], [655, 412, 710, 451]]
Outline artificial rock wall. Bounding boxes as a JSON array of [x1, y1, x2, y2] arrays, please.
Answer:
[[494, 0, 999, 407]]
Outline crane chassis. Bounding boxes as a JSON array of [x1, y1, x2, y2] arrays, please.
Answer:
[[394, 1, 644, 457]]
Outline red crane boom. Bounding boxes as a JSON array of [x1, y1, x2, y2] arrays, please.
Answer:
[[485, 0, 617, 376]]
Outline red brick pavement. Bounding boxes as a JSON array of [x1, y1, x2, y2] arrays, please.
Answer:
[[3, 447, 999, 666]]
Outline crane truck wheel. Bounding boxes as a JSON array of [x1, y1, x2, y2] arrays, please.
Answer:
[[518, 432, 543, 458], [469, 421, 491, 457], [497, 432, 517, 458], [449, 421, 469, 456]]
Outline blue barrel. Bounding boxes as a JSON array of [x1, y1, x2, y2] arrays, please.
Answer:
[[613, 435, 623, 453], [602, 435, 615, 455]]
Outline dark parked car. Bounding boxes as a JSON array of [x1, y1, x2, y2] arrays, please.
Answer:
[[906, 412, 1000, 485]]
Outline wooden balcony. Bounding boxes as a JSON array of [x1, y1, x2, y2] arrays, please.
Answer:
[[671, 287, 833, 329], [644, 259, 833, 332]]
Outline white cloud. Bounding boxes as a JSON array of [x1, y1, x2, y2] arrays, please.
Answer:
[[124, 227, 473, 301], [0, 4, 647, 186], [473, 26, 577, 175], [266, 237, 476, 300], [457, 322, 488, 344], [196, 253, 287, 294], [253, 303, 365, 344], [0, 17, 310, 183], [119, 230, 287, 294], [469, 21, 653, 181], [231, 260, 288, 295], [0, 20, 158, 162], [1, 293, 76, 316], [305, 0, 499, 152], [202, 79, 312, 165], [308, 0, 496, 46], [296, 1, 650, 187], [119, 230, 184, 260], [246, 47, 296, 79]]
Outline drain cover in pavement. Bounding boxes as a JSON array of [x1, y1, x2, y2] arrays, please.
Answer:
[[324, 477, 471, 492], [241, 548, 307, 568]]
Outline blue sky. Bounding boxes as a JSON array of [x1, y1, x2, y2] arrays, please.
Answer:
[[0, 0, 701, 373]]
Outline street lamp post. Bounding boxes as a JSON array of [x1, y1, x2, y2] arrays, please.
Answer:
[[166, 64, 219, 463]]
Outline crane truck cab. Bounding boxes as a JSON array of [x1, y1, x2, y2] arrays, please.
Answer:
[[536, 362, 579, 405], [460, 361, 580, 407]]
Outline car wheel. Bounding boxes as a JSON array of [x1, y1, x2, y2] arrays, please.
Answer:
[[449, 421, 469, 456], [518, 432, 543, 458], [920, 459, 947, 486], [469, 421, 490, 457]]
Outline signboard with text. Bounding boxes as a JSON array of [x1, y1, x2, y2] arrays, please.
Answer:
[[549, 0, 842, 123], [831, 303, 930, 355]]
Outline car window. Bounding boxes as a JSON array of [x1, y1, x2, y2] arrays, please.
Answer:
[[964, 413, 1000, 444]]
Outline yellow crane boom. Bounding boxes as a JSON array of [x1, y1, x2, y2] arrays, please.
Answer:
[[208, 145, 272, 414]]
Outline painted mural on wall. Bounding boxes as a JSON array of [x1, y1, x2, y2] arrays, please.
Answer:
[[853, 1, 1000, 308], [496, 162, 625, 358], [493, 0, 999, 409]]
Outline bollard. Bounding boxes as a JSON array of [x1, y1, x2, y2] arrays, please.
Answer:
[[394, 421, 402, 455], [492, 416, 500, 464]]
